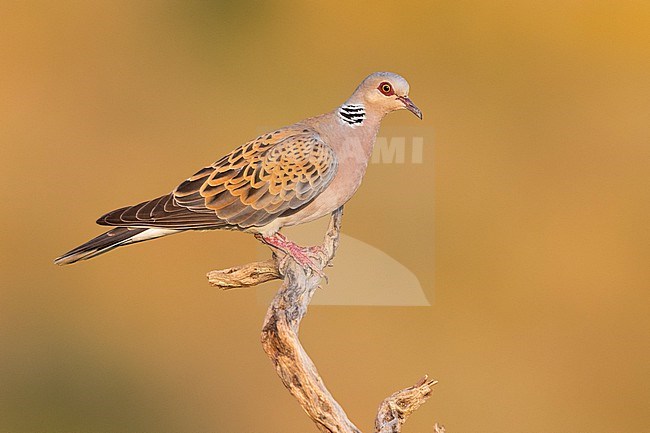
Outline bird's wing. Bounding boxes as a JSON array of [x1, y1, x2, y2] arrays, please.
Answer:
[[97, 126, 338, 229]]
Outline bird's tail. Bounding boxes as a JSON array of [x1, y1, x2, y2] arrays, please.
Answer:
[[54, 227, 177, 265]]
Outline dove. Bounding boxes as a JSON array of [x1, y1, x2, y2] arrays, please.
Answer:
[[54, 72, 422, 271]]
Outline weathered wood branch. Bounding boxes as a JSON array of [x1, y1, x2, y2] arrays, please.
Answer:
[[207, 258, 279, 289], [207, 207, 437, 433], [376, 375, 439, 433]]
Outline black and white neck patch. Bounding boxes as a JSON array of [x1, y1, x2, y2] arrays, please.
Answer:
[[338, 104, 366, 126]]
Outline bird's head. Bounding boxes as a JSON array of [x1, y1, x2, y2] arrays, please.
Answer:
[[348, 72, 422, 120]]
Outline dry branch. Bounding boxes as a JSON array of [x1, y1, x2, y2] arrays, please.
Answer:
[[207, 258, 279, 289], [376, 375, 438, 433], [207, 207, 437, 432]]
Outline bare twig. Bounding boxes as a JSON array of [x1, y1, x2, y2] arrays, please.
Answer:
[[375, 375, 438, 433], [207, 207, 437, 432], [207, 258, 280, 289]]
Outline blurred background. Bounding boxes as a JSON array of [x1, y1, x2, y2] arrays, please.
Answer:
[[1, 1, 649, 432]]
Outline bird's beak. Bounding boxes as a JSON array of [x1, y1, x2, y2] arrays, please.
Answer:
[[397, 95, 423, 119]]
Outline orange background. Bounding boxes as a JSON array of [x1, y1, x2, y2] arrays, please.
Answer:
[[1, 2, 649, 432]]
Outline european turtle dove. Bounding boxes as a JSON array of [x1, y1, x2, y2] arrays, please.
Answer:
[[55, 72, 422, 271]]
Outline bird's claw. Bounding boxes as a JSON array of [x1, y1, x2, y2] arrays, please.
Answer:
[[258, 233, 328, 283], [284, 246, 328, 283]]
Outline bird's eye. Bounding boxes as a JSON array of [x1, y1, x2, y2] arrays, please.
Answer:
[[378, 82, 394, 96]]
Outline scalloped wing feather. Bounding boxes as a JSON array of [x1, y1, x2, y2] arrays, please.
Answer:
[[97, 126, 338, 230]]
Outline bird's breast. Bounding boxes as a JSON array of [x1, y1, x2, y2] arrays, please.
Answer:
[[252, 115, 381, 235]]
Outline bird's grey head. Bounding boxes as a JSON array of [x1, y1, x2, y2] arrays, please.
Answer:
[[346, 72, 422, 120]]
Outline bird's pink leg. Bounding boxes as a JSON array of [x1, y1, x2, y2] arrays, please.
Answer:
[[255, 233, 327, 280]]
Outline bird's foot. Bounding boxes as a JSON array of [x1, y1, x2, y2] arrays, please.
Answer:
[[256, 233, 327, 281]]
